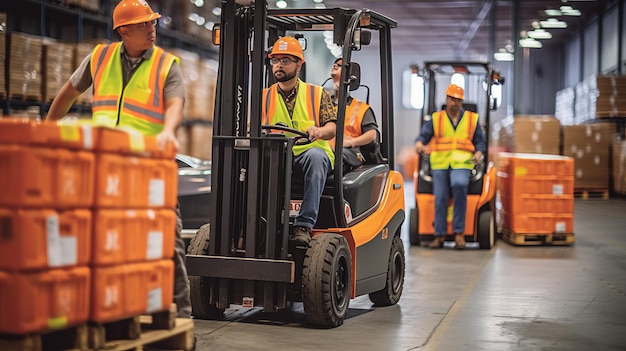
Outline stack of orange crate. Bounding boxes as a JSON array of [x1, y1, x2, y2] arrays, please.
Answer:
[[497, 152, 575, 245], [0, 118, 94, 335], [89, 127, 178, 324]]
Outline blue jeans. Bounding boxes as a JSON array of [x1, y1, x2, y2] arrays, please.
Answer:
[[293, 147, 332, 229], [432, 168, 471, 236]]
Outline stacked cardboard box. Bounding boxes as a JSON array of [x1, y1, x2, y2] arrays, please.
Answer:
[[8, 33, 43, 100], [613, 139, 626, 195], [561, 123, 615, 189], [497, 152, 574, 235], [42, 38, 74, 102], [590, 74, 626, 118], [497, 115, 561, 155]]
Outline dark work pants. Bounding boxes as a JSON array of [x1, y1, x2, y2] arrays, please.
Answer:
[[174, 203, 192, 317]]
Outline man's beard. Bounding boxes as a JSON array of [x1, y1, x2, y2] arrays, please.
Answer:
[[274, 69, 297, 82]]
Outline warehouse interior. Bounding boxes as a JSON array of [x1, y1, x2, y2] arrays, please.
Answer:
[[1, 0, 626, 350]]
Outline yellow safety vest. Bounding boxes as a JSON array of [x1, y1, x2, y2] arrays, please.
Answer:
[[330, 97, 370, 149], [90, 42, 179, 136], [262, 80, 335, 167], [429, 110, 478, 170]]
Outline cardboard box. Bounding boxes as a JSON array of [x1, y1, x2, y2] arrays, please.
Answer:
[[498, 115, 561, 155], [562, 123, 615, 188]]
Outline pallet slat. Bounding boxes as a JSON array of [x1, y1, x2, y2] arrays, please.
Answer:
[[502, 229, 575, 246], [574, 187, 609, 200]]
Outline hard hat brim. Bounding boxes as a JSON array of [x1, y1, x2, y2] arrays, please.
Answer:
[[113, 13, 161, 30]]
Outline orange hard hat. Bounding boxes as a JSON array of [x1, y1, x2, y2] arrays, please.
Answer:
[[113, 0, 161, 30], [268, 36, 304, 62], [446, 84, 464, 100]]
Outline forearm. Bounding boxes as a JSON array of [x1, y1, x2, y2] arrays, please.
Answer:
[[46, 81, 82, 121], [346, 129, 376, 148], [163, 97, 184, 134], [319, 121, 336, 140]]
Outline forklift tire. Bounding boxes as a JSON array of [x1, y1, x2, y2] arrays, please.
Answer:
[[302, 233, 352, 328], [187, 223, 226, 319], [409, 207, 420, 246], [369, 234, 405, 306], [477, 210, 495, 250]]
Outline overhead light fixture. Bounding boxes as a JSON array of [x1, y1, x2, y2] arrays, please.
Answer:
[[519, 38, 543, 48], [494, 49, 514, 62], [540, 18, 567, 29], [560, 5, 581, 16], [528, 29, 553, 40], [544, 9, 562, 16], [276, 0, 288, 9]]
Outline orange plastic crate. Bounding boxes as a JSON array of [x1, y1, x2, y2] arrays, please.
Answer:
[[90, 260, 174, 323], [94, 127, 176, 159], [498, 209, 574, 234], [499, 193, 574, 215], [91, 209, 176, 265], [0, 117, 97, 150], [497, 172, 574, 196], [0, 145, 95, 208], [0, 266, 90, 334], [94, 154, 177, 209], [0, 208, 92, 271], [498, 152, 574, 177]]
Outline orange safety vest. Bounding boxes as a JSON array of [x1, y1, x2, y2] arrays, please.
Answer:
[[330, 97, 370, 149], [429, 110, 478, 170], [262, 80, 335, 166], [90, 42, 178, 136]]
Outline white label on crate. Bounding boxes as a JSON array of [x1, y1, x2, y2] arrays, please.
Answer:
[[46, 215, 63, 267], [149, 179, 165, 206], [146, 231, 164, 260], [105, 286, 119, 307], [60, 236, 78, 266], [242, 297, 254, 309], [555, 222, 566, 233], [147, 287, 163, 313], [553, 184, 564, 196], [82, 125, 93, 149], [106, 175, 120, 196]]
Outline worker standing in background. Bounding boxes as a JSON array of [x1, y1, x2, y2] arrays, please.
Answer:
[[262, 36, 337, 248], [46, 0, 191, 317], [330, 57, 384, 171], [414, 84, 485, 250]]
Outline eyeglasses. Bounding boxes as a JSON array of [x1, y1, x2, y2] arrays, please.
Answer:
[[134, 19, 157, 28], [270, 57, 297, 66]]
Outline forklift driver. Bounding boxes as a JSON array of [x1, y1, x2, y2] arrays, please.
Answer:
[[413, 84, 485, 250], [261, 36, 337, 247]]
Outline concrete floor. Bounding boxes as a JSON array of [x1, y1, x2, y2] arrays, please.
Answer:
[[192, 193, 626, 351]]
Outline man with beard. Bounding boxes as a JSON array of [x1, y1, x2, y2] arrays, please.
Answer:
[[46, 0, 191, 318], [413, 84, 485, 250], [261, 36, 337, 247]]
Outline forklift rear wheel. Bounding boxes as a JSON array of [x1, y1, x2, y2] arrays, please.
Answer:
[[369, 234, 405, 306], [302, 233, 352, 328], [477, 210, 495, 249], [187, 223, 226, 319], [409, 207, 420, 246]]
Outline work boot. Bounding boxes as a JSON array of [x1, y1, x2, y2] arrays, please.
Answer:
[[428, 236, 445, 249], [454, 233, 466, 250], [291, 226, 312, 247]]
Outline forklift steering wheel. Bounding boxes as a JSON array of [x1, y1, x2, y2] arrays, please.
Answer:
[[261, 124, 312, 145]]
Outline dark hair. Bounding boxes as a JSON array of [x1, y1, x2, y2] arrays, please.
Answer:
[[334, 57, 342, 64]]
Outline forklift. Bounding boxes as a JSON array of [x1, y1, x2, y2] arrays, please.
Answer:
[[408, 62, 504, 249], [186, 0, 405, 328]]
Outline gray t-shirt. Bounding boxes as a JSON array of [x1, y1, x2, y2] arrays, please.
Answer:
[[70, 44, 185, 101]]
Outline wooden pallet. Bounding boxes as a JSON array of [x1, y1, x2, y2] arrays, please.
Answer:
[[574, 187, 609, 200], [502, 230, 575, 246], [0, 304, 194, 351]]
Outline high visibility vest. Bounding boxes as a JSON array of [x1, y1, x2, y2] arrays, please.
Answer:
[[429, 110, 478, 170], [262, 80, 335, 166], [90, 42, 179, 136], [330, 97, 370, 149]]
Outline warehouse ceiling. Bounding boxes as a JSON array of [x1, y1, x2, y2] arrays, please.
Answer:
[[321, 0, 611, 61]]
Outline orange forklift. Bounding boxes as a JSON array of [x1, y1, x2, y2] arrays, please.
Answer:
[[186, 0, 405, 328], [408, 62, 504, 249]]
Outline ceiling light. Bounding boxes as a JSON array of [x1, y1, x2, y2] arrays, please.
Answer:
[[494, 49, 514, 62], [544, 9, 562, 16], [313, 0, 324, 2], [540, 18, 567, 29], [560, 5, 581, 16], [519, 38, 543, 48], [212, 7, 221, 16], [528, 29, 553, 40], [276, 0, 288, 8]]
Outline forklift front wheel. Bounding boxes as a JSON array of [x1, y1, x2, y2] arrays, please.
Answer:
[[302, 233, 352, 328]]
